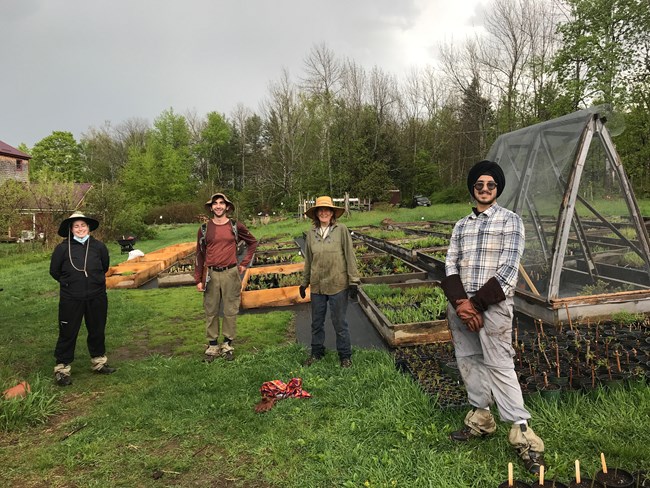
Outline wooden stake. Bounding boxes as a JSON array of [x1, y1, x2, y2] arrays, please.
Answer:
[[519, 263, 540, 295], [575, 459, 581, 484], [508, 462, 513, 487], [565, 303, 573, 330], [601, 452, 608, 474]]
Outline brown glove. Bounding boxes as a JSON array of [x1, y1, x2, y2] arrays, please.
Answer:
[[254, 396, 277, 413], [441, 274, 468, 304], [470, 277, 506, 312], [455, 298, 484, 331]]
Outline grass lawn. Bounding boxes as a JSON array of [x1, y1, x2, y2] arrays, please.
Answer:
[[1, 204, 649, 487]]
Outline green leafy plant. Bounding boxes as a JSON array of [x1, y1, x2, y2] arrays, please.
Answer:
[[363, 284, 447, 323]]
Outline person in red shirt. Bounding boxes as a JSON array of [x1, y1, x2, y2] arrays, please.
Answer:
[[194, 193, 258, 362]]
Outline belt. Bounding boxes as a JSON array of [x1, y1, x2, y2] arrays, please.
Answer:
[[208, 263, 237, 272]]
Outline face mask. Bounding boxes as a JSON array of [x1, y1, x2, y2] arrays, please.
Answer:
[[74, 235, 90, 244]]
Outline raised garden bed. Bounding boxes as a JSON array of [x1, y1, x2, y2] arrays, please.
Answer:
[[252, 249, 303, 267], [106, 242, 195, 289], [157, 254, 196, 288], [358, 254, 427, 284], [240, 262, 310, 309], [359, 282, 451, 347]]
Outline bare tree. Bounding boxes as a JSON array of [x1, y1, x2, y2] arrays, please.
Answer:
[[231, 103, 253, 188], [369, 66, 398, 156], [301, 43, 343, 194], [262, 68, 310, 199]]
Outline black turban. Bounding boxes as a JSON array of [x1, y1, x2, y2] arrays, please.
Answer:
[[467, 160, 505, 198]]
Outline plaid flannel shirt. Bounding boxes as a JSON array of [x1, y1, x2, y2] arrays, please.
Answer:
[[445, 203, 524, 297]]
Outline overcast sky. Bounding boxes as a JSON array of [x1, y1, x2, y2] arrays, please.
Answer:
[[1, 0, 487, 149]]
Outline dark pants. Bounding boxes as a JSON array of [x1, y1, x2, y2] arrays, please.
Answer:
[[310, 289, 351, 360], [54, 294, 108, 365]]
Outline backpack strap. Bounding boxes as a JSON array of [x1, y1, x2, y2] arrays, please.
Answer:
[[230, 219, 239, 244]]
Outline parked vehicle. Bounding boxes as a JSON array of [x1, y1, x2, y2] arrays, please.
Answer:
[[411, 195, 431, 207]]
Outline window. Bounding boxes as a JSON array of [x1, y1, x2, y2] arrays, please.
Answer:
[[16, 160, 22, 171]]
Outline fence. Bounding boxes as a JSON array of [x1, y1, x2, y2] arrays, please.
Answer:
[[299, 192, 371, 219]]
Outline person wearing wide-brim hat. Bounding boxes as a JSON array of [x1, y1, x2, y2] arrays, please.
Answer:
[[50, 211, 116, 386], [440, 160, 545, 475], [195, 192, 258, 362], [300, 196, 360, 368]]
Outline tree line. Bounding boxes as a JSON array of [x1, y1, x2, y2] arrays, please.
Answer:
[[6, 0, 650, 239]]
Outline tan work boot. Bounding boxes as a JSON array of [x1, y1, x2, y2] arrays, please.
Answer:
[[508, 423, 546, 475], [203, 344, 221, 363], [221, 342, 234, 361], [54, 364, 72, 387], [450, 408, 497, 441]]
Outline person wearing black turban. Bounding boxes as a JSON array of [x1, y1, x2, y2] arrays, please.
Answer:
[[440, 160, 546, 475], [466, 160, 505, 199]]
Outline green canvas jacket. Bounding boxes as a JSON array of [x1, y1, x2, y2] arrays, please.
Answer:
[[302, 222, 360, 295]]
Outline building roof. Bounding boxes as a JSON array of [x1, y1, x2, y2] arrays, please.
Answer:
[[0, 140, 31, 159]]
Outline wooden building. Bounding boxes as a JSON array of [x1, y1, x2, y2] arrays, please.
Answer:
[[0, 140, 31, 183]]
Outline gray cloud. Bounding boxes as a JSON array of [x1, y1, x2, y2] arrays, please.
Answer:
[[1, 0, 483, 148]]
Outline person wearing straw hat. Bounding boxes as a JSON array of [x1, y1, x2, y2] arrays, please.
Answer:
[[300, 196, 360, 368], [195, 192, 258, 362], [440, 160, 546, 475], [49, 211, 116, 386]]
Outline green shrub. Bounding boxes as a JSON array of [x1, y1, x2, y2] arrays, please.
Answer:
[[145, 202, 204, 224]]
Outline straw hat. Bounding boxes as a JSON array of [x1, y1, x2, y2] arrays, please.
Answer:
[[57, 211, 99, 237], [305, 196, 345, 219], [204, 192, 235, 212]]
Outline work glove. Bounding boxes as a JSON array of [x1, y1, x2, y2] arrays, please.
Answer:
[[440, 274, 468, 304], [470, 277, 506, 312], [299, 285, 306, 299], [464, 313, 484, 332], [348, 284, 358, 300], [455, 298, 483, 332], [254, 396, 277, 413]]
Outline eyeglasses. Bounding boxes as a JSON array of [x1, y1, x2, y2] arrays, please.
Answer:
[[473, 181, 498, 191]]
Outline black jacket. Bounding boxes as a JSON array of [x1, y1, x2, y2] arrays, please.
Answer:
[[50, 237, 110, 300]]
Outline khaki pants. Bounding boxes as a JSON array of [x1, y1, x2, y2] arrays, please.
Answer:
[[203, 267, 241, 342], [448, 297, 531, 423]]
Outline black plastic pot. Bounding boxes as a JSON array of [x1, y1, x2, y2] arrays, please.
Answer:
[[498, 481, 532, 488], [536, 382, 562, 400], [633, 470, 649, 487], [594, 468, 635, 487], [597, 373, 628, 391], [532, 480, 568, 487], [568, 479, 604, 487]]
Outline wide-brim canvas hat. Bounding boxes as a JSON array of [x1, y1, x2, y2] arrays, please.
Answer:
[[305, 196, 345, 219], [204, 192, 235, 212], [57, 211, 99, 237]]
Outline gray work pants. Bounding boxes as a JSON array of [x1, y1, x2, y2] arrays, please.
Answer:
[[447, 297, 530, 423]]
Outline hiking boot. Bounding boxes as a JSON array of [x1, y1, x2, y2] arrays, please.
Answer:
[[94, 364, 117, 375], [450, 408, 496, 441], [221, 343, 234, 361], [203, 344, 221, 363], [340, 358, 352, 368], [55, 371, 72, 387], [303, 355, 323, 367], [509, 424, 546, 475]]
